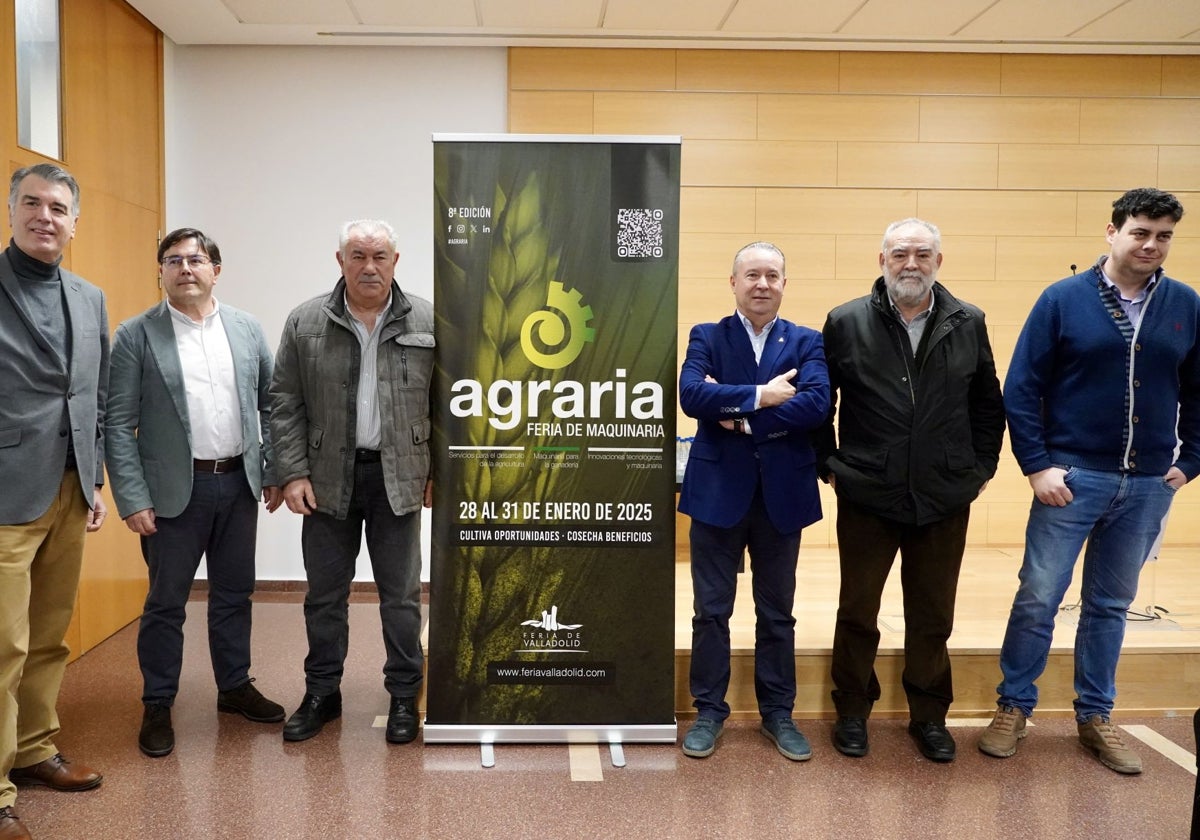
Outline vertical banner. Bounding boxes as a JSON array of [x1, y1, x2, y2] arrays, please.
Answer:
[[427, 135, 680, 743]]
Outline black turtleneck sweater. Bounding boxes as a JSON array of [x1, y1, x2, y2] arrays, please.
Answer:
[[6, 239, 72, 365], [6, 240, 75, 468]]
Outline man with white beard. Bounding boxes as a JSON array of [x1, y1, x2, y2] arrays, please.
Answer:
[[814, 218, 1005, 763]]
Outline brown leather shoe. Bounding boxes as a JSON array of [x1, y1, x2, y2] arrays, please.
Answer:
[[9, 753, 102, 791], [0, 806, 32, 840]]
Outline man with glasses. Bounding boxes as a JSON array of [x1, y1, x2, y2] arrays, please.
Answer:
[[106, 227, 284, 759], [981, 188, 1200, 774], [2, 164, 107, 840]]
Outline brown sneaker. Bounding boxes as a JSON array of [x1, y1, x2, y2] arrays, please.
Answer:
[[978, 705, 1027, 758], [1078, 715, 1142, 775]]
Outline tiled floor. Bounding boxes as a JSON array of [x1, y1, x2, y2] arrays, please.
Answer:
[[11, 598, 1200, 839]]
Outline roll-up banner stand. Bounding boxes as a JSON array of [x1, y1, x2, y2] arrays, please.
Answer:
[[427, 134, 680, 745]]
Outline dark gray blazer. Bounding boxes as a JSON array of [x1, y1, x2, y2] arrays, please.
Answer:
[[105, 301, 277, 520], [0, 251, 109, 524]]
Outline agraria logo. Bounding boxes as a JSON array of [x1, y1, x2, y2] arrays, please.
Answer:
[[519, 604, 584, 649], [520, 281, 595, 370]]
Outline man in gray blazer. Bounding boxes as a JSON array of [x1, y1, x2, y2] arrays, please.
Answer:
[[1, 164, 107, 840], [106, 228, 284, 759]]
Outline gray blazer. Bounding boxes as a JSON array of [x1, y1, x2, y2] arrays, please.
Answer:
[[105, 301, 276, 520], [0, 252, 108, 525]]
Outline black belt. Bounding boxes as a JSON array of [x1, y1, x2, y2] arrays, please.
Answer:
[[194, 457, 242, 474], [355, 448, 382, 463]]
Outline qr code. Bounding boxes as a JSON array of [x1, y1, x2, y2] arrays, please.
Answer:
[[617, 208, 664, 258]]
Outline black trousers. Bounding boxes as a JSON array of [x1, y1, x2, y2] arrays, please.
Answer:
[[138, 471, 258, 704], [830, 499, 969, 723], [689, 486, 802, 723], [300, 460, 423, 699]]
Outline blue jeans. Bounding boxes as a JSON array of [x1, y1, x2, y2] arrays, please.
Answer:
[[997, 467, 1175, 721]]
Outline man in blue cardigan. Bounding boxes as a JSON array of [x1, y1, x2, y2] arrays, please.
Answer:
[[981, 188, 1200, 774], [677, 242, 830, 761]]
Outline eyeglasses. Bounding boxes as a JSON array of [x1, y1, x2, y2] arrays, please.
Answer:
[[161, 254, 214, 269]]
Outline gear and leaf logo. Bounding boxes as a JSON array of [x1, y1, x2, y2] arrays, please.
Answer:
[[519, 280, 595, 370]]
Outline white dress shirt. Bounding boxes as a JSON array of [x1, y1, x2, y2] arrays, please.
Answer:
[[168, 298, 243, 459]]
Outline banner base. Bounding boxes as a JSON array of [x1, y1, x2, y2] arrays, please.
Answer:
[[422, 721, 677, 744]]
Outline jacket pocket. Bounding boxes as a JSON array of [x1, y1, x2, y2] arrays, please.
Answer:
[[0, 427, 21, 448], [946, 446, 976, 471], [308, 426, 324, 450], [411, 417, 431, 446], [839, 448, 887, 471], [394, 333, 435, 389]]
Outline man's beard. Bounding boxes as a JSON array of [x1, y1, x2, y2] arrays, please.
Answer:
[[885, 270, 934, 308]]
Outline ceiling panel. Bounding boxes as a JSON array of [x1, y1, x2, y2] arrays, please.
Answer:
[[838, 0, 999, 37], [721, 0, 868, 34], [1071, 0, 1200, 41], [604, 0, 732, 31], [478, 0, 604, 29], [956, 0, 1126, 39], [221, 0, 357, 26], [125, 0, 1200, 50], [352, 0, 479, 27]]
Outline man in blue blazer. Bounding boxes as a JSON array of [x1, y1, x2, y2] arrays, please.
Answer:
[[106, 228, 284, 759], [2, 164, 108, 838], [678, 241, 830, 761]]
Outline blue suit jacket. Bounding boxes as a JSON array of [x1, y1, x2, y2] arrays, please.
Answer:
[[678, 314, 830, 533], [105, 301, 276, 520]]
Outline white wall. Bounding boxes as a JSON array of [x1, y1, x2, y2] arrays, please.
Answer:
[[163, 43, 507, 580]]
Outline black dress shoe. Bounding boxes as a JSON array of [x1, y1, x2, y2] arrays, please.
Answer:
[[283, 691, 342, 742], [138, 703, 174, 757], [908, 720, 956, 762], [385, 697, 419, 744], [833, 716, 869, 757], [217, 679, 286, 723]]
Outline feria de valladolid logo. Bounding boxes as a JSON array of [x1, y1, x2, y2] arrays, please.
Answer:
[[520, 281, 595, 370], [520, 605, 584, 650]]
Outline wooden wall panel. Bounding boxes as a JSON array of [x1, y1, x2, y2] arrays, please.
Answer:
[[1162, 57, 1200, 96], [508, 47, 1200, 548], [759, 94, 920, 142], [680, 187, 756, 232], [593, 91, 755, 138], [507, 91, 593, 134], [2, 0, 163, 656], [1000, 55, 1163, 97], [675, 50, 839, 93], [1160, 146, 1200, 190], [837, 142, 998, 189], [917, 190, 1078, 236], [682, 139, 837, 187], [920, 97, 1081, 144], [1079, 98, 1200, 145], [998, 144, 1160, 191], [757, 188, 917, 234], [509, 48, 675, 91], [838, 52, 1000, 95]]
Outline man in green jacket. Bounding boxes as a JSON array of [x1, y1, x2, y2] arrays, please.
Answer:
[[270, 219, 434, 745]]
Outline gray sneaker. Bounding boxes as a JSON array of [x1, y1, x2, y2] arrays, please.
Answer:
[[681, 718, 723, 758], [1078, 715, 1142, 775], [761, 717, 812, 761], [978, 705, 1027, 758]]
